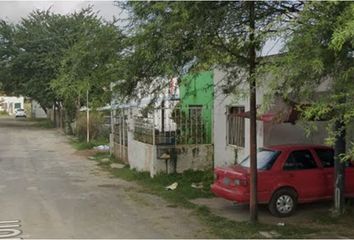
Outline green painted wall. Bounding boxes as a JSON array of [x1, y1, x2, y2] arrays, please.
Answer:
[[179, 71, 213, 143]]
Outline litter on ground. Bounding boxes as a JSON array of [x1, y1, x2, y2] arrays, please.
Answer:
[[165, 182, 178, 191], [191, 182, 204, 189], [94, 145, 110, 151]]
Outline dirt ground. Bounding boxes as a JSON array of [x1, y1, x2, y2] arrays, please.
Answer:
[[192, 192, 354, 238], [0, 117, 212, 239]]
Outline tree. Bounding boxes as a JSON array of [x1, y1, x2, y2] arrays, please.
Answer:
[[118, 1, 302, 222], [51, 10, 125, 134], [267, 1, 354, 215], [0, 10, 70, 111], [0, 7, 125, 134]]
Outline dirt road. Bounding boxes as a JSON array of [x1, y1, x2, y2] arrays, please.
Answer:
[[0, 117, 210, 238]]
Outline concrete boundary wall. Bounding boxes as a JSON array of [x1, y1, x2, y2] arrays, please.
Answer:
[[128, 139, 157, 177], [126, 142, 213, 177], [112, 142, 129, 164], [174, 144, 213, 172]]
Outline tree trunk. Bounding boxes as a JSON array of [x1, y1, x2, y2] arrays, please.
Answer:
[[53, 103, 57, 128], [38, 104, 48, 115], [334, 117, 346, 215], [64, 107, 73, 135], [54, 101, 61, 128], [249, 0, 258, 224]]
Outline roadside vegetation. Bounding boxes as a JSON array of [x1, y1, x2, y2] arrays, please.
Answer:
[[0, 110, 8, 116], [70, 138, 109, 150], [69, 111, 110, 150], [23, 118, 54, 128], [0, 0, 354, 234], [33, 119, 55, 129], [88, 151, 319, 238]]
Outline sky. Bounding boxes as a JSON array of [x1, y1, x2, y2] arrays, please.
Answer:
[[0, 0, 282, 55], [0, 1, 122, 23]]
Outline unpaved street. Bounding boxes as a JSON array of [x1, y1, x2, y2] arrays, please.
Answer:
[[0, 117, 209, 239]]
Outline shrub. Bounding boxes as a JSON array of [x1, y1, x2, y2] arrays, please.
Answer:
[[75, 111, 109, 141]]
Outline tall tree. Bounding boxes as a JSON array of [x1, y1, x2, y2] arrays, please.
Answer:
[[51, 10, 125, 133], [1, 10, 71, 111], [0, 7, 125, 133], [118, 1, 302, 222], [267, 1, 354, 214]]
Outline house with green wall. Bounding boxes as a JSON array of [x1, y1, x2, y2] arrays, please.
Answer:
[[178, 71, 213, 144]]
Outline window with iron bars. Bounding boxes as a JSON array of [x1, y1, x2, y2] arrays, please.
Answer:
[[228, 106, 245, 148], [170, 105, 207, 144]]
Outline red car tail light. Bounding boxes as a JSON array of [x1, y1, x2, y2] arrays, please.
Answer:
[[234, 179, 248, 186]]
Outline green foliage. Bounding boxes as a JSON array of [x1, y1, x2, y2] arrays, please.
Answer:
[[33, 118, 54, 128], [51, 11, 125, 112], [93, 152, 316, 238], [266, 2, 354, 157], [70, 137, 109, 150], [0, 10, 70, 109], [264, 3, 354, 214], [330, 4, 354, 52], [0, 7, 125, 132], [0, 110, 8, 116], [117, 1, 302, 99], [75, 111, 109, 141], [111, 167, 214, 202]]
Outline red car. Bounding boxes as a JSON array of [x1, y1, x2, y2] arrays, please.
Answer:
[[211, 144, 354, 217]]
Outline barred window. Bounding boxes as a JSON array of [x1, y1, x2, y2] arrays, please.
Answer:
[[228, 106, 245, 147]]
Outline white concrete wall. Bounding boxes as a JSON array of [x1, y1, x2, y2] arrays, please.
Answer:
[[213, 69, 330, 168], [213, 69, 264, 167], [157, 144, 213, 173], [175, 144, 213, 172], [125, 107, 161, 177], [128, 139, 157, 176], [118, 105, 214, 177], [263, 122, 328, 146], [31, 100, 47, 118], [0, 96, 24, 115]]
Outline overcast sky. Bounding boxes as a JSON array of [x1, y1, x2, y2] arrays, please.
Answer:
[[0, 1, 282, 55], [0, 1, 122, 23]]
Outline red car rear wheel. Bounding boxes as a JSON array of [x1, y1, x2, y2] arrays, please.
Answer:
[[269, 188, 297, 217]]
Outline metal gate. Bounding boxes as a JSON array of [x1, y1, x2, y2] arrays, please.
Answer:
[[112, 108, 129, 163]]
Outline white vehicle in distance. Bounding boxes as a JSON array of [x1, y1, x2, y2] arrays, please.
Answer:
[[15, 109, 26, 118]]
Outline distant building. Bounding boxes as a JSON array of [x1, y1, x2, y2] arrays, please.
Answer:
[[0, 96, 24, 115], [31, 100, 47, 118]]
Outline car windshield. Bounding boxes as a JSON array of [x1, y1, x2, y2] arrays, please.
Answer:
[[239, 148, 280, 170]]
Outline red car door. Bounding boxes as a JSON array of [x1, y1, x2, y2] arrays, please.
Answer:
[[314, 148, 335, 198], [314, 148, 354, 198], [345, 162, 354, 197], [280, 149, 327, 201]]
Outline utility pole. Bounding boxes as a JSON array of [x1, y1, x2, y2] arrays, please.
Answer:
[[249, 0, 258, 224], [86, 89, 90, 143]]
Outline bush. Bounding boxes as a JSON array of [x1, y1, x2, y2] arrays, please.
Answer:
[[0, 110, 8, 116], [75, 111, 109, 141]]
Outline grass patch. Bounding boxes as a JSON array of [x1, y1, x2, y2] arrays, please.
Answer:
[[0, 111, 9, 116], [71, 148, 354, 238], [27, 118, 55, 128], [109, 166, 214, 204], [34, 119, 55, 128], [88, 152, 315, 238], [70, 137, 109, 150], [312, 202, 354, 226], [194, 205, 316, 238]]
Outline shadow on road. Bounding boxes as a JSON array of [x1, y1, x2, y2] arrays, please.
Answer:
[[192, 195, 354, 225], [0, 116, 41, 129]]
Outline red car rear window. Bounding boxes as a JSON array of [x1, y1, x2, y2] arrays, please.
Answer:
[[239, 148, 280, 170]]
